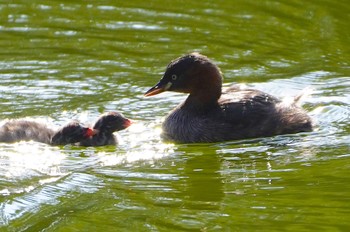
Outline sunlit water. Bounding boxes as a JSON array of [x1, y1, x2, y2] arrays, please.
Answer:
[[1, 0, 349, 231]]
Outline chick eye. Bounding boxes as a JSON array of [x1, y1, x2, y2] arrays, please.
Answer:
[[171, 74, 177, 81]]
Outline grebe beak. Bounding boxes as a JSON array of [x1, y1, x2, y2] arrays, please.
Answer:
[[144, 82, 172, 97]]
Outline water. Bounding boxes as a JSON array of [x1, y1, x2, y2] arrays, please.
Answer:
[[0, 0, 349, 231]]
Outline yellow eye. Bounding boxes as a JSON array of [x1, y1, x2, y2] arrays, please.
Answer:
[[171, 74, 177, 80]]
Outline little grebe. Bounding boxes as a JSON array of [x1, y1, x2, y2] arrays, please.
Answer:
[[51, 121, 96, 145], [0, 120, 95, 145], [145, 53, 312, 143], [78, 112, 132, 146]]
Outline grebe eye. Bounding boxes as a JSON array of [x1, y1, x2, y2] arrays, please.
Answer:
[[171, 74, 177, 80]]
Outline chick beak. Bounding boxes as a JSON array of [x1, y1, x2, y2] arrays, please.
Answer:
[[123, 119, 133, 128], [144, 82, 172, 97], [86, 128, 99, 137]]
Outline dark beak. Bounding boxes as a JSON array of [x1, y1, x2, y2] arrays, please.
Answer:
[[144, 81, 169, 97]]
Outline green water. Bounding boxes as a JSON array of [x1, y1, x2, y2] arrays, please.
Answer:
[[0, 0, 349, 231]]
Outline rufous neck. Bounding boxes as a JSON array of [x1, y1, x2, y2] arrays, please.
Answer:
[[184, 87, 221, 111]]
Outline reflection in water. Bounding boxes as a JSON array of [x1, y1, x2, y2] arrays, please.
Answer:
[[183, 153, 224, 206]]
